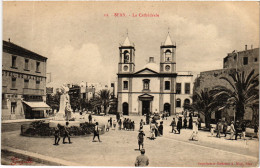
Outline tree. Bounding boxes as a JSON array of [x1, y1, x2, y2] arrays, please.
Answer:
[[213, 69, 259, 122], [191, 89, 225, 128], [97, 89, 112, 115]]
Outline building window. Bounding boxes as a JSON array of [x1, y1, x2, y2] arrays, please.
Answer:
[[11, 102, 17, 114], [123, 81, 128, 90], [24, 79, 29, 88], [165, 81, 170, 90], [185, 83, 190, 94], [12, 56, 17, 68], [143, 79, 150, 90], [184, 99, 190, 105], [243, 57, 248, 65], [176, 99, 181, 108], [176, 83, 181, 94], [12, 78, 16, 88], [255, 58, 258, 62], [36, 81, 40, 89], [36, 62, 40, 72], [25, 59, 29, 70]]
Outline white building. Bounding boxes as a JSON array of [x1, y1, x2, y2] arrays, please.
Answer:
[[117, 33, 193, 116]]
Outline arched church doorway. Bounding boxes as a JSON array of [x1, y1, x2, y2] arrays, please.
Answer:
[[122, 102, 129, 115], [164, 103, 171, 115]]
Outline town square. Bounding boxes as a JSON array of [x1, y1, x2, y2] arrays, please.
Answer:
[[1, 1, 259, 167]]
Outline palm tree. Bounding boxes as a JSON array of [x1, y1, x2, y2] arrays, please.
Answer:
[[191, 89, 225, 128], [213, 69, 259, 122], [97, 89, 112, 115]]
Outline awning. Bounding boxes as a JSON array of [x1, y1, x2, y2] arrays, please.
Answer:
[[23, 101, 51, 111]]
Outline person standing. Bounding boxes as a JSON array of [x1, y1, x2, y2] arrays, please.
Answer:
[[230, 121, 235, 140], [210, 124, 215, 137], [140, 119, 144, 131], [123, 118, 127, 130], [216, 119, 222, 138], [63, 122, 72, 144], [93, 122, 101, 142], [241, 121, 246, 140], [106, 120, 110, 132], [113, 119, 117, 130], [109, 117, 113, 128], [252, 124, 258, 139], [170, 118, 176, 133], [146, 113, 150, 125], [158, 121, 163, 136], [54, 124, 61, 145], [223, 120, 228, 137], [190, 120, 198, 141], [234, 120, 240, 140], [183, 117, 187, 129], [118, 119, 122, 130], [138, 130, 145, 150], [177, 117, 182, 134], [188, 113, 193, 129], [88, 114, 92, 123], [135, 149, 149, 167], [116, 112, 120, 122]]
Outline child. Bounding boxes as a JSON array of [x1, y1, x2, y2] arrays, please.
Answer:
[[210, 124, 215, 137], [54, 124, 61, 145], [113, 119, 117, 130], [138, 130, 145, 150], [106, 120, 110, 132]]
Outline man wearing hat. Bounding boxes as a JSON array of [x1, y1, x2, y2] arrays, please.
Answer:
[[138, 129, 145, 150], [135, 149, 149, 167]]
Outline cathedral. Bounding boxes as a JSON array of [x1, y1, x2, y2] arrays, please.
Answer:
[[117, 33, 193, 116]]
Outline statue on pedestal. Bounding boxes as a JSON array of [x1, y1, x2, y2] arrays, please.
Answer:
[[54, 84, 73, 121]]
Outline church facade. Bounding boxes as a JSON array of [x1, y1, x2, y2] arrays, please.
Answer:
[[117, 34, 193, 116]]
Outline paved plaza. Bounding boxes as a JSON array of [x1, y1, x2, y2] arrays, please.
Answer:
[[2, 115, 259, 167]]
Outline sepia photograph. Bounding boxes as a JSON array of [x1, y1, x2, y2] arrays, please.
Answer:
[[1, 1, 259, 167]]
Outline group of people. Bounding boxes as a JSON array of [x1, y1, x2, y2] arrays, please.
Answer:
[[106, 117, 136, 131], [53, 122, 72, 145], [211, 120, 259, 140]]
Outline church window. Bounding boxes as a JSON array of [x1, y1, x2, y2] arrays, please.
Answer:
[[124, 51, 130, 63], [123, 81, 128, 90], [143, 79, 150, 90], [165, 50, 172, 62], [176, 83, 181, 94], [165, 81, 170, 90]]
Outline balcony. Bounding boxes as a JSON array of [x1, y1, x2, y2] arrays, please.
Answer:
[[23, 88, 44, 95]]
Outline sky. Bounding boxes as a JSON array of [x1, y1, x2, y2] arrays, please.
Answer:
[[3, 1, 259, 88]]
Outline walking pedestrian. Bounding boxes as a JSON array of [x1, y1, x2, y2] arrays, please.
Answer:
[[170, 118, 177, 133], [138, 130, 145, 150], [54, 124, 61, 145], [93, 122, 101, 142], [177, 117, 182, 134], [63, 122, 72, 144], [135, 149, 149, 167]]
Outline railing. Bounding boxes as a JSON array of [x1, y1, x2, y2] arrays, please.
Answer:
[[23, 88, 44, 95]]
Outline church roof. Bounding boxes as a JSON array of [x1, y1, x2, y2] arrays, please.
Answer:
[[142, 62, 159, 73], [122, 36, 132, 46], [163, 33, 173, 46]]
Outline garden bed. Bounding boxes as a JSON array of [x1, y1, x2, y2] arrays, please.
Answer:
[[21, 120, 105, 137]]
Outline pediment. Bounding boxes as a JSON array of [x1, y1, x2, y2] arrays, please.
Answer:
[[135, 68, 158, 75]]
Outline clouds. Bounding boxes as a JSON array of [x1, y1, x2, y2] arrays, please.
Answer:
[[48, 43, 114, 86]]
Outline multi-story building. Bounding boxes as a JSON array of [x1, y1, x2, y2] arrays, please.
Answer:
[[117, 34, 193, 116], [194, 46, 259, 122], [2, 40, 50, 120]]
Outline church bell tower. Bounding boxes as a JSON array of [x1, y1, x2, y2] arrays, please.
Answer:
[[118, 35, 135, 74], [160, 33, 176, 73]]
